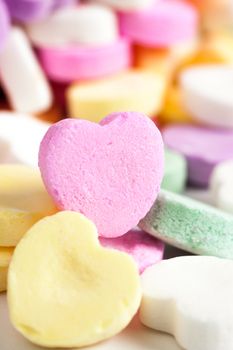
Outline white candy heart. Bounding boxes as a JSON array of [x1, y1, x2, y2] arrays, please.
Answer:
[[0, 112, 49, 166], [26, 4, 118, 47], [0, 27, 52, 114], [181, 65, 233, 128], [140, 256, 233, 350]]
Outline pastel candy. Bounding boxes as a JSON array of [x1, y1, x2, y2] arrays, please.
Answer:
[[0, 164, 57, 247], [51, 0, 76, 10], [39, 112, 164, 238], [161, 148, 187, 193], [8, 211, 141, 347], [100, 229, 164, 273], [159, 86, 193, 124], [181, 65, 233, 128], [0, 247, 13, 292], [139, 190, 233, 258], [119, 0, 198, 47], [38, 39, 131, 83], [134, 41, 197, 79], [26, 4, 118, 47], [163, 124, 233, 187], [0, 112, 49, 166], [5, 0, 52, 22], [67, 71, 166, 122], [140, 256, 233, 350], [0, 27, 52, 114], [0, 0, 10, 53], [5, 0, 76, 22], [210, 160, 233, 215], [202, 0, 233, 32], [177, 33, 233, 69], [93, 0, 154, 10]]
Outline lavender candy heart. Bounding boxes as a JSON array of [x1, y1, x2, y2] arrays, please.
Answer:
[[163, 124, 233, 188], [5, 0, 76, 23], [0, 0, 10, 52]]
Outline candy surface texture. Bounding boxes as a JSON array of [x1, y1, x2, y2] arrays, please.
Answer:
[[100, 229, 164, 273], [0, 164, 56, 246], [140, 256, 233, 350], [39, 112, 164, 238], [139, 190, 233, 257], [8, 211, 141, 347]]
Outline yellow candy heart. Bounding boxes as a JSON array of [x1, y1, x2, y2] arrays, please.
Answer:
[[8, 211, 141, 348], [0, 164, 57, 246], [0, 246, 14, 292], [67, 70, 166, 122]]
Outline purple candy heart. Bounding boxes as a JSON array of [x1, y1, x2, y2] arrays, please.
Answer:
[[163, 124, 233, 188], [5, 0, 77, 23]]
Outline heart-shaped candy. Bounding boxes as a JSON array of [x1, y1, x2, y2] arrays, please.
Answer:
[[8, 211, 141, 347], [140, 256, 233, 350], [39, 112, 164, 237]]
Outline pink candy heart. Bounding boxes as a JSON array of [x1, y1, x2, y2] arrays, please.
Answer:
[[39, 112, 164, 237]]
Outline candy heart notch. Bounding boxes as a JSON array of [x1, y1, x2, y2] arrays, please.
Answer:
[[8, 211, 141, 348], [140, 256, 233, 350], [39, 112, 164, 237]]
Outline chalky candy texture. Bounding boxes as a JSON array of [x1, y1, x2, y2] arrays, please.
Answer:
[[140, 256, 233, 350], [0, 0, 10, 52], [100, 229, 164, 273], [139, 190, 233, 258], [163, 125, 233, 187], [8, 211, 141, 347], [0, 164, 57, 247], [39, 112, 164, 238], [162, 148, 187, 193], [119, 0, 198, 47]]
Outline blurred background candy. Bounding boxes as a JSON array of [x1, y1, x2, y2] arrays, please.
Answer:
[[0, 0, 10, 52], [4, 0, 76, 22], [0, 0, 233, 193], [163, 125, 233, 187], [67, 70, 166, 121]]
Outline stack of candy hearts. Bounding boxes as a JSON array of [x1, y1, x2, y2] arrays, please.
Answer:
[[0, 1, 233, 350]]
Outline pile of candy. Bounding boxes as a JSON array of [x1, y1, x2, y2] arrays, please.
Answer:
[[1, 1, 233, 350]]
